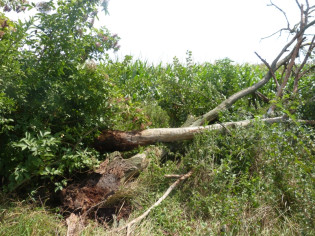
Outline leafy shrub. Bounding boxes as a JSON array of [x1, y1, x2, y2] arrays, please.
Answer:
[[0, 0, 121, 191], [179, 120, 314, 234]]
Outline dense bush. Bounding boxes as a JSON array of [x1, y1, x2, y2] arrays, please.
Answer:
[[0, 0, 123, 191]]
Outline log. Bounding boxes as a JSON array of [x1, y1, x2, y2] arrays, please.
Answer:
[[95, 117, 315, 152]]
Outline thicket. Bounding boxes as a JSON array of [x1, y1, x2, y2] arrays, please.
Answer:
[[0, 0, 314, 235]]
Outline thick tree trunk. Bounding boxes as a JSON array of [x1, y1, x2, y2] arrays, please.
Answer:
[[94, 117, 314, 152]]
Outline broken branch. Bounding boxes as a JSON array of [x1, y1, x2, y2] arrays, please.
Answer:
[[110, 170, 193, 236], [255, 52, 280, 89]]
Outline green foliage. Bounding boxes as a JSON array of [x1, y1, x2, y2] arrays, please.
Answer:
[[0, 93, 15, 134], [104, 53, 274, 126], [298, 66, 315, 119], [0, 0, 121, 191]]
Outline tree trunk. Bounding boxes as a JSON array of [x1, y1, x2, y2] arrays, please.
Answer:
[[95, 117, 314, 152]]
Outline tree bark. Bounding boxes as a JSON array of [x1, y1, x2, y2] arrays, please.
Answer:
[[94, 117, 315, 152]]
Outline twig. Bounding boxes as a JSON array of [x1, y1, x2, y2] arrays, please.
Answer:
[[164, 174, 183, 178], [269, 0, 291, 30], [110, 170, 193, 236], [305, 0, 310, 10], [261, 28, 290, 40], [295, 0, 301, 10], [255, 52, 280, 89], [218, 122, 232, 136], [295, 35, 315, 78]]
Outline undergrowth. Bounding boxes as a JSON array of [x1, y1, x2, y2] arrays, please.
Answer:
[[131, 121, 315, 235], [0, 121, 314, 235]]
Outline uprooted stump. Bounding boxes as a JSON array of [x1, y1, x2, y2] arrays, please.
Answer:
[[60, 148, 164, 235], [61, 151, 148, 213]]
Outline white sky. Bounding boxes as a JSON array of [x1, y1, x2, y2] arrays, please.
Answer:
[[97, 0, 314, 64], [4, 0, 315, 64]]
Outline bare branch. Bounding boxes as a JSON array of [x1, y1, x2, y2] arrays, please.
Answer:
[[255, 91, 270, 103], [304, 18, 315, 29], [295, 0, 302, 10], [261, 28, 292, 40], [295, 35, 315, 78], [276, 52, 291, 71], [255, 52, 280, 89], [96, 117, 312, 150], [269, 0, 291, 29], [268, 5, 307, 114], [309, 8, 315, 14], [165, 174, 184, 178], [305, 0, 310, 10], [111, 170, 194, 236]]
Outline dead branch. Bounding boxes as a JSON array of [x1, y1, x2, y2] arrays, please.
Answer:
[[255, 91, 270, 103], [261, 28, 292, 40], [110, 170, 193, 236], [293, 35, 315, 93], [268, 0, 291, 30], [268, 3, 312, 114], [187, 14, 315, 126], [306, 0, 310, 9], [255, 52, 280, 89], [164, 174, 183, 178], [295, 0, 302, 9]]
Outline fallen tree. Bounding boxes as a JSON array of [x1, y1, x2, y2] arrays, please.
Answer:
[[94, 1, 315, 152], [62, 0, 315, 234], [94, 117, 315, 152], [69, 0, 315, 203]]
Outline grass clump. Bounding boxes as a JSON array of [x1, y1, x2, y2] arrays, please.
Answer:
[[0, 195, 66, 236]]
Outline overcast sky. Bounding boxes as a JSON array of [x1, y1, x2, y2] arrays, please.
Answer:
[[5, 0, 314, 64], [96, 0, 314, 64]]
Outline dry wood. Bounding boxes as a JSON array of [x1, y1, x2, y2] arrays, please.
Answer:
[[255, 91, 270, 103], [164, 174, 187, 178], [95, 117, 315, 151], [66, 213, 84, 236], [268, 2, 315, 114], [255, 52, 279, 89], [110, 170, 193, 236]]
